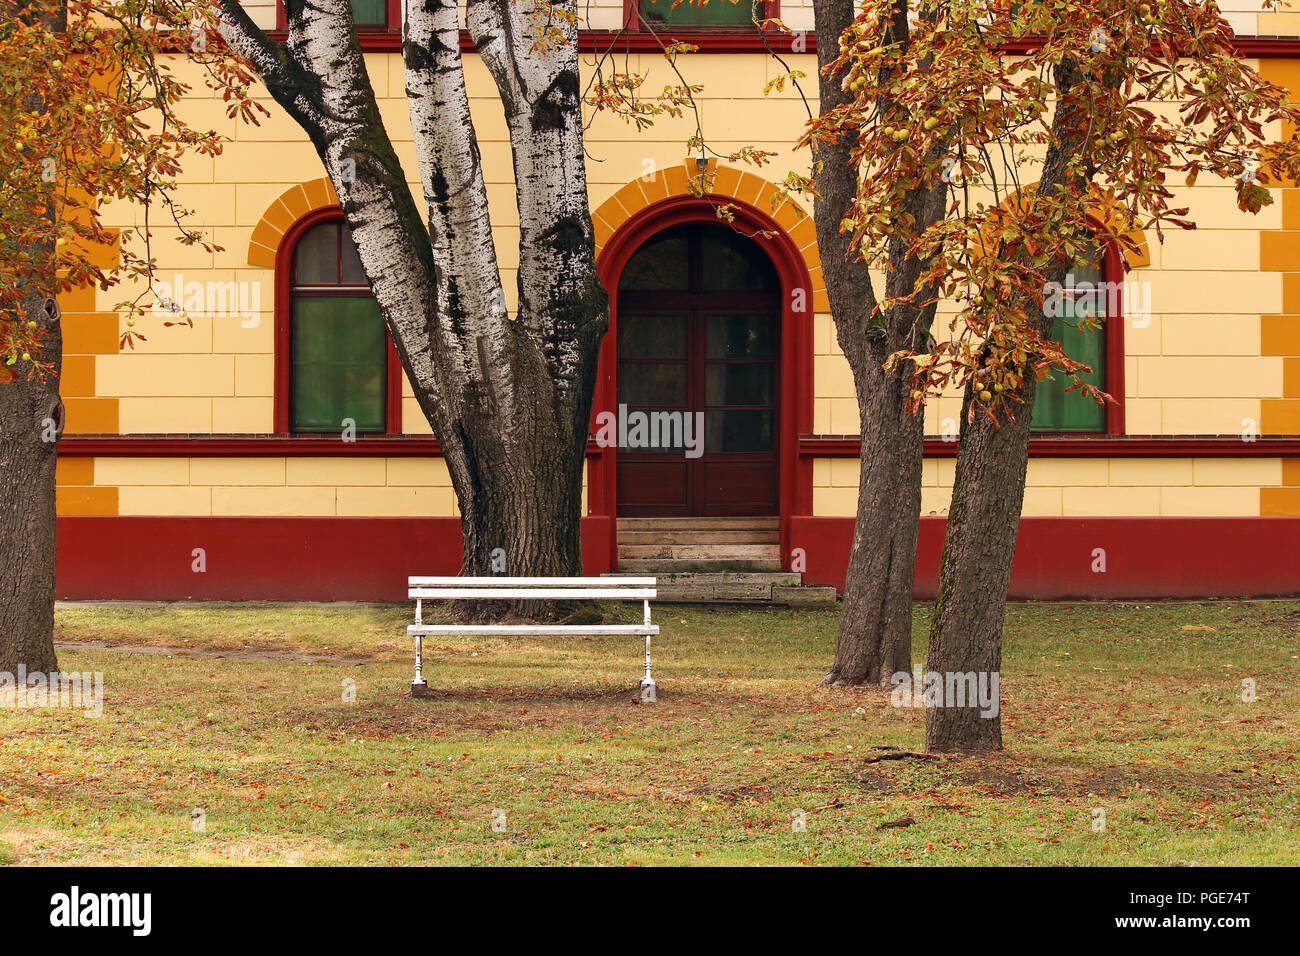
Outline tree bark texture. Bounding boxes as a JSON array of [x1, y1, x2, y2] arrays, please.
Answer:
[[218, 0, 608, 616]]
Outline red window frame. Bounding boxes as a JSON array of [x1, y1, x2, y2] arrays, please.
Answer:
[[274, 206, 404, 436], [622, 0, 779, 32], [276, 0, 401, 31]]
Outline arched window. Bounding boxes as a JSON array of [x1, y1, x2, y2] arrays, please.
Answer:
[[1030, 234, 1125, 435], [276, 212, 401, 435]]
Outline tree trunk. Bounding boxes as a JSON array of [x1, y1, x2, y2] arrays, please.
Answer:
[[0, 292, 63, 679], [923, 381, 1036, 753], [825, 366, 925, 685], [812, 0, 944, 685], [924, 55, 1094, 751], [0, 0, 67, 679], [218, 1, 607, 617]]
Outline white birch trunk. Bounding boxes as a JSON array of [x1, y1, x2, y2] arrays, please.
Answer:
[[218, 0, 608, 612]]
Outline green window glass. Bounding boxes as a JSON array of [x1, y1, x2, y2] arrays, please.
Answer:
[[351, 0, 388, 27], [290, 221, 388, 434], [1030, 245, 1107, 432], [638, 0, 757, 29]]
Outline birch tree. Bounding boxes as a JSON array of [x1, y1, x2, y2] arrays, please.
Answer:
[[217, 0, 607, 613]]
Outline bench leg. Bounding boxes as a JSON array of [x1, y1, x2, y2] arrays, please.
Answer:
[[412, 634, 429, 694], [639, 633, 656, 703]]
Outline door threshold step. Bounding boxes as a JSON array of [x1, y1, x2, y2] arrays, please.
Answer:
[[617, 544, 780, 560], [615, 558, 784, 573], [617, 530, 781, 545], [617, 517, 780, 532]]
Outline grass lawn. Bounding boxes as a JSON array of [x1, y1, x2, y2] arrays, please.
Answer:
[[0, 599, 1296, 866]]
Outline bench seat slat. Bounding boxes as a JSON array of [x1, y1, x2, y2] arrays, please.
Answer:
[[409, 587, 655, 600], [408, 576, 655, 587], [409, 624, 659, 636]]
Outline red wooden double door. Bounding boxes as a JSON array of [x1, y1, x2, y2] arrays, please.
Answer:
[[615, 223, 780, 517]]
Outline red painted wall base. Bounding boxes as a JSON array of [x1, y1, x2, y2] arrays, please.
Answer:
[[55, 514, 1297, 601], [56, 516, 614, 601], [789, 515, 1300, 600]]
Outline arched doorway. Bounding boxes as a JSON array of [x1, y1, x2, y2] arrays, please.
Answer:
[[615, 223, 781, 516]]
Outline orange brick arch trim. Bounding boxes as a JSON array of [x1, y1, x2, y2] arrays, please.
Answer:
[[591, 159, 828, 311], [247, 178, 339, 268]]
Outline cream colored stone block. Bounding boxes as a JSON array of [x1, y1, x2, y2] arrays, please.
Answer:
[[829, 398, 860, 434], [1159, 315, 1261, 357], [1158, 230, 1259, 271], [1027, 458, 1109, 486], [335, 486, 458, 517], [1192, 457, 1283, 486], [813, 486, 857, 517], [811, 358, 852, 408], [212, 310, 274, 353], [234, 354, 274, 397], [1021, 486, 1063, 516], [1142, 270, 1279, 316], [1124, 314, 1162, 356], [1160, 487, 1260, 516], [813, 314, 833, 356], [829, 458, 858, 487], [212, 486, 335, 516], [1063, 486, 1161, 516], [1161, 399, 1261, 435], [1108, 458, 1194, 486], [118, 485, 212, 516], [401, 398, 434, 435], [117, 398, 212, 434], [1137, 357, 1281, 399], [386, 457, 453, 487], [1124, 399, 1162, 435], [212, 398, 273, 433], [812, 457, 830, 488], [97, 355, 234, 397], [191, 457, 286, 486], [286, 457, 387, 486], [234, 182, 300, 225], [922, 459, 939, 486], [921, 486, 953, 515], [214, 142, 326, 184], [813, 398, 832, 434], [94, 458, 190, 486]]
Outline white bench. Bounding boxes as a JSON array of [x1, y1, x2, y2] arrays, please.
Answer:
[[407, 576, 659, 702]]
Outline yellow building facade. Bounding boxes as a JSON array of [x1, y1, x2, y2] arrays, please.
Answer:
[[52, 1, 1300, 599]]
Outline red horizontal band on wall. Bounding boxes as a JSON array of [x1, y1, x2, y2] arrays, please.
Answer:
[[790, 515, 1300, 599], [800, 436, 1300, 458], [56, 516, 614, 601], [56, 434, 1300, 458], [259, 29, 1300, 57]]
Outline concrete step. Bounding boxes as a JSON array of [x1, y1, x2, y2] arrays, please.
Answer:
[[616, 516, 779, 532], [604, 570, 803, 602], [616, 558, 785, 573], [772, 585, 838, 607], [617, 530, 780, 545], [617, 544, 781, 560]]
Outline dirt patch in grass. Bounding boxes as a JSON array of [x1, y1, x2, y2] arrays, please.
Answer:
[[955, 759, 1263, 799], [57, 640, 374, 666]]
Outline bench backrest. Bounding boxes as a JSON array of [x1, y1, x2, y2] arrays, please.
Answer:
[[408, 576, 656, 601]]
